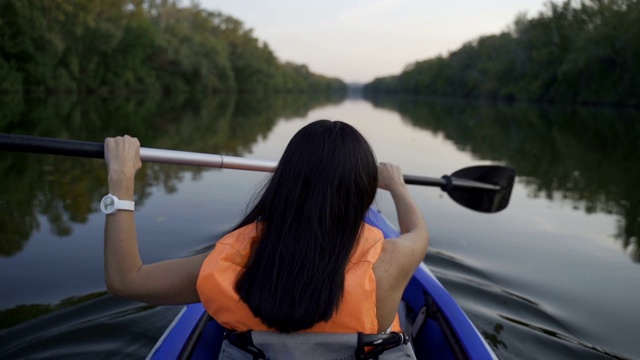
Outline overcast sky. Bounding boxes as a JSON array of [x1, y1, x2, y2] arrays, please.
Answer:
[[198, 0, 551, 83]]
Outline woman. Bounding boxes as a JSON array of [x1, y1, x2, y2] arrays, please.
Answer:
[[103, 120, 428, 353]]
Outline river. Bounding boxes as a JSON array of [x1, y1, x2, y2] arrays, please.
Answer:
[[0, 93, 638, 359]]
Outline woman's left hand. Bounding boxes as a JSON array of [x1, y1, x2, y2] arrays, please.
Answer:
[[104, 135, 141, 199]]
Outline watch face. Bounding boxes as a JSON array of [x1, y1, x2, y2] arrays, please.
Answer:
[[101, 195, 117, 214], [103, 197, 115, 212]]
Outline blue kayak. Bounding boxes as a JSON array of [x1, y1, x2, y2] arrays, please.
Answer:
[[147, 208, 497, 359]]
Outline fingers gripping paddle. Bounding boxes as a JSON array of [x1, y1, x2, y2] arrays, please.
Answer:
[[0, 133, 516, 213]]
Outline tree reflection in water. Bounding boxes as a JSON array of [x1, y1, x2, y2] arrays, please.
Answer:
[[0, 92, 346, 257], [365, 95, 640, 263]]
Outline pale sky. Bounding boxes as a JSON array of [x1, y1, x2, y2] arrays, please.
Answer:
[[198, 0, 551, 83]]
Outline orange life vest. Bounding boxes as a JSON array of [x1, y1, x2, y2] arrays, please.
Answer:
[[197, 222, 401, 333]]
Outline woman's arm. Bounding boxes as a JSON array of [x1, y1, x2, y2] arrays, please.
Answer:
[[376, 163, 429, 264], [374, 163, 429, 330], [103, 136, 206, 305]]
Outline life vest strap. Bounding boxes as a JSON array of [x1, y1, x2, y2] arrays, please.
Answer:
[[224, 330, 267, 360], [356, 332, 410, 360]]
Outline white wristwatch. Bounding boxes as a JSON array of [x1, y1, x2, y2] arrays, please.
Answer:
[[100, 194, 135, 214]]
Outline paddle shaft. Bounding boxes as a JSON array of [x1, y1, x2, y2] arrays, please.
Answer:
[[0, 133, 277, 172], [0, 133, 500, 191]]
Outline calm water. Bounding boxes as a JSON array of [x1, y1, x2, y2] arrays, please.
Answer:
[[0, 93, 639, 359]]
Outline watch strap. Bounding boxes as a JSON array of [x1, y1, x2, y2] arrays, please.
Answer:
[[117, 199, 135, 211]]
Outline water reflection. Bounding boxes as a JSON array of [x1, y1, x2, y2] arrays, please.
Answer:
[[364, 95, 640, 263], [0, 92, 345, 257], [0, 291, 108, 330], [0, 291, 181, 359], [481, 323, 506, 351]]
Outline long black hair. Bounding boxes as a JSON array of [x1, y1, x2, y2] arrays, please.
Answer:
[[234, 120, 378, 333]]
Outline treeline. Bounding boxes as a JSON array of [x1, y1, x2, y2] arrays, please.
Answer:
[[365, 0, 640, 107], [0, 0, 346, 94]]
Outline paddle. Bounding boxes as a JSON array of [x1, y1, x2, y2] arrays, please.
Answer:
[[0, 133, 515, 213]]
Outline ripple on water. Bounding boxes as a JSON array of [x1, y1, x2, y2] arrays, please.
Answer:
[[426, 250, 630, 360]]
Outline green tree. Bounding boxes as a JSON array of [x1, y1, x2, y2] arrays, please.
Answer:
[[0, 0, 346, 94], [365, 0, 640, 107]]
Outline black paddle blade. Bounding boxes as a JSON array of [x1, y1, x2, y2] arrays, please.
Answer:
[[446, 166, 516, 213]]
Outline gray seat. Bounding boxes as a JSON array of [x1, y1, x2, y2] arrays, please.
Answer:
[[219, 331, 417, 360]]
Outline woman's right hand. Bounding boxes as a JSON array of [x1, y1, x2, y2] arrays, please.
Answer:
[[377, 162, 407, 192]]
